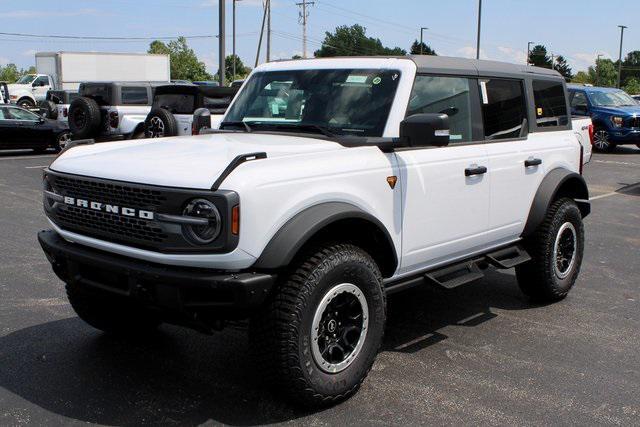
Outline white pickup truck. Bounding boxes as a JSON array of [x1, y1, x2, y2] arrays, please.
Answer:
[[39, 56, 591, 407]]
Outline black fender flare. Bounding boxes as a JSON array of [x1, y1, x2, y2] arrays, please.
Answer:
[[253, 202, 398, 274], [522, 168, 590, 237]]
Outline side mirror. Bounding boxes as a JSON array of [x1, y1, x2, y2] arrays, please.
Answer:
[[573, 105, 588, 115], [399, 113, 450, 148], [192, 107, 211, 135]]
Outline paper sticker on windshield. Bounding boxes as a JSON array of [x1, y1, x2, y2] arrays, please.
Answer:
[[346, 75, 368, 84], [372, 76, 382, 85], [537, 107, 543, 116]]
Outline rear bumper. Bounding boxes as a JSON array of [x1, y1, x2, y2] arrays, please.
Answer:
[[38, 230, 275, 323]]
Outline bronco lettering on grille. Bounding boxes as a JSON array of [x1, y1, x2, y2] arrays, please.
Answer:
[[63, 196, 154, 220]]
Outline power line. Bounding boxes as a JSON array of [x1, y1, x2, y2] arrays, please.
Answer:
[[0, 31, 217, 41]]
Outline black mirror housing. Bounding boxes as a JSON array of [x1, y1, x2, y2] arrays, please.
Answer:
[[399, 113, 450, 148], [192, 107, 212, 135]]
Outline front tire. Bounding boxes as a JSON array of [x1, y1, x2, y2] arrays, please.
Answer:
[[66, 282, 160, 335], [593, 128, 615, 152], [250, 243, 386, 407], [516, 198, 584, 302], [55, 131, 71, 152]]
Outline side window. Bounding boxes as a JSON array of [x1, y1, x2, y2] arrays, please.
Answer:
[[9, 107, 38, 120], [0, 107, 6, 120], [34, 76, 49, 87], [480, 79, 527, 140], [570, 91, 589, 115], [532, 80, 568, 128], [407, 75, 473, 143], [121, 87, 149, 105]]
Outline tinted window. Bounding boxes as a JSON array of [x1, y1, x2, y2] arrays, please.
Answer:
[[0, 107, 7, 120], [122, 87, 149, 105], [225, 69, 401, 137], [153, 94, 195, 115], [33, 76, 49, 86], [8, 107, 39, 120], [480, 79, 527, 140], [532, 80, 568, 128], [570, 91, 589, 115], [408, 75, 473, 143], [81, 85, 112, 105]]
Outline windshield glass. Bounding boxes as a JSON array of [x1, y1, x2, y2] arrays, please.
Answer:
[[15, 75, 37, 85], [223, 69, 401, 137], [588, 90, 637, 107]]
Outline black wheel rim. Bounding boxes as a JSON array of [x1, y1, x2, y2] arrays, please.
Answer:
[[554, 222, 577, 279], [311, 283, 368, 373]]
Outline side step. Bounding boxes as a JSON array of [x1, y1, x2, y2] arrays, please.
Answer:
[[386, 244, 531, 293]]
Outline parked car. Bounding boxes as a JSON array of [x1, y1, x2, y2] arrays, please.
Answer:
[[38, 90, 79, 122], [632, 94, 640, 104], [39, 56, 591, 406], [0, 82, 9, 104], [7, 52, 170, 109], [144, 84, 238, 137], [230, 79, 245, 88], [0, 104, 70, 152], [568, 84, 640, 151], [68, 81, 164, 140]]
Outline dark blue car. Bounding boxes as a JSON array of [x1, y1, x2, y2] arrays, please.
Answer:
[[568, 84, 640, 151]]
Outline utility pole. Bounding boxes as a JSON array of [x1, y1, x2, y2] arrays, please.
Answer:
[[233, 0, 241, 81], [617, 25, 627, 88], [476, 0, 482, 59], [296, 0, 314, 58], [596, 54, 604, 86], [219, 0, 226, 86], [255, 0, 268, 67], [266, 0, 271, 62], [527, 41, 536, 65], [420, 27, 428, 55]]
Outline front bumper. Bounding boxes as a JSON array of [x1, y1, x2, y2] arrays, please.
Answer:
[[38, 230, 275, 325], [609, 128, 640, 143]]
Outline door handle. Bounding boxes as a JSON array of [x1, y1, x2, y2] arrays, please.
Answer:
[[465, 165, 487, 176], [524, 158, 542, 167]]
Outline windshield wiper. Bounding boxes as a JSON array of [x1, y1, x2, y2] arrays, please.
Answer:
[[220, 121, 252, 132], [250, 122, 338, 138]]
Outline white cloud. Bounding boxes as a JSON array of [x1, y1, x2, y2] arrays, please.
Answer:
[[0, 57, 9, 66], [22, 49, 37, 57], [456, 46, 486, 59], [0, 8, 102, 18], [569, 51, 612, 71], [496, 46, 527, 64]]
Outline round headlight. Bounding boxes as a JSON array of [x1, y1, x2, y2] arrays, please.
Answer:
[[182, 199, 222, 244]]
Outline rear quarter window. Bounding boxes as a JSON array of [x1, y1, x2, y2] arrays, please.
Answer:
[[121, 87, 149, 105], [532, 80, 568, 128], [80, 84, 112, 105]]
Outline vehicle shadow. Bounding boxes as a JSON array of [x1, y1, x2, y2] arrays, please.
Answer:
[[616, 181, 640, 197], [0, 149, 55, 158], [0, 269, 535, 425], [608, 146, 640, 155]]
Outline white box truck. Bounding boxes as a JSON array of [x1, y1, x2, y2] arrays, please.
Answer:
[[7, 52, 170, 108]]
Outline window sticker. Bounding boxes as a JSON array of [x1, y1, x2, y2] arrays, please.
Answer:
[[537, 107, 543, 116], [346, 75, 369, 84], [480, 81, 489, 104], [372, 76, 382, 85]]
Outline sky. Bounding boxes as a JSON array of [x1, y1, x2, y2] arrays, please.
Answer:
[[0, 0, 638, 76]]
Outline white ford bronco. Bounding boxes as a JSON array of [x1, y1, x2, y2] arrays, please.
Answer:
[[39, 56, 591, 407]]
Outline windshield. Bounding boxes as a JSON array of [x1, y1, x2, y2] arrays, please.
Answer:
[[15, 75, 37, 85], [588, 90, 637, 107], [223, 69, 401, 137]]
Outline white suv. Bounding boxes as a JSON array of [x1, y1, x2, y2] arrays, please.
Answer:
[[39, 56, 591, 406]]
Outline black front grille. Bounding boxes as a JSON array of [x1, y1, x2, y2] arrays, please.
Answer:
[[627, 117, 640, 129], [52, 175, 166, 210]]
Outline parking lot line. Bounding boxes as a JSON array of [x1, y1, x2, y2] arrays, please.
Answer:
[[24, 165, 49, 169], [0, 155, 56, 161], [590, 182, 640, 201]]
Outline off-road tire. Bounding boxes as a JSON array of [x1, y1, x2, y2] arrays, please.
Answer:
[[17, 98, 35, 109], [516, 198, 584, 302], [66, 282, 160, 335], [68, 97, 102, 139], [38, 100, 58, 120], [249, 243, 386, 407], [145, 108, 178, 138]]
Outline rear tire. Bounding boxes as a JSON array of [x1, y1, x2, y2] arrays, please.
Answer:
[[69, 97, 102, 139], [55, 131, 71, 152], [516, 198, 584, 302], [66, 282, 160, 335], [250, 243, 386, 407], [17, 98, 35, 109], [145, 108, 178, 138]]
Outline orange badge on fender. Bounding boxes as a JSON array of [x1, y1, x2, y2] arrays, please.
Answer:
[[387, 176, 397, 189]]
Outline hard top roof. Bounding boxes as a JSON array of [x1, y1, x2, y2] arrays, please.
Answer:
[[567, 84, 625, 92], [154, 84, 238, 98]]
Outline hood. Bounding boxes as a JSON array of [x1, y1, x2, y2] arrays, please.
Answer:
[[50, 132, 344, 189], [593, 105, 640, 116], [7, 83, 30, 93]]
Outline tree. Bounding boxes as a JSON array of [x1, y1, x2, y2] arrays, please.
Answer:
[[0, 64, 21, 82], [314, 24, 406, 58], [553, 55, 573, 81], [588, 58, 617, 87], [219, 54, 249, 82], [528, 45, 552, 68], [572, 71, 593, 85], [292, 54, 302, 60], [621, 50, 640, 89], [148, 37, 212, 81], [623, 77, 640, 95], [410, 40, 437, 56]]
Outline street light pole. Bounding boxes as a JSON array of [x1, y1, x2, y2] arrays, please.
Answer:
[[420, 27, 428, 55], [617, 25, 627, 88], [232, 0, 241, 81], [219, 0, 226, 86], [527, 41, 535, 65], [476, 0, 482, 59], [596, 54, 604, 86]]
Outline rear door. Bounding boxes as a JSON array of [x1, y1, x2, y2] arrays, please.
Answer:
[[396, 74, 491, 273], [0, 106, 22, 148]]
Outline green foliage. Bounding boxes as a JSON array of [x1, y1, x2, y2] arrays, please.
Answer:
[[314, 24, 406, 58], [220, 54, 250, 82], [588, 58, 617, 87], [292, 54, 302, 60], [553, 55, 573, 81], [621, 50, 640, 89], [410, 40, 437, 56], [572, 71, 593, 85], [148, 37, 212, 81], [623, 77, 640, 95], [528, 45, 552, 68], [0, 63, 37, 83]]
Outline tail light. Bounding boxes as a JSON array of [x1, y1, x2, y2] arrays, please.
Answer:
[[109, 111, 119, 128], [63, 107, 68, 118], [588, 123, 594, 146]]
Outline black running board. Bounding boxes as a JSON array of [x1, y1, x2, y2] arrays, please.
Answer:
[[385, 243, 531, 294]]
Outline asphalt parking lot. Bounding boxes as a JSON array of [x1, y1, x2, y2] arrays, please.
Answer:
[[0, 147, 639, 426]]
